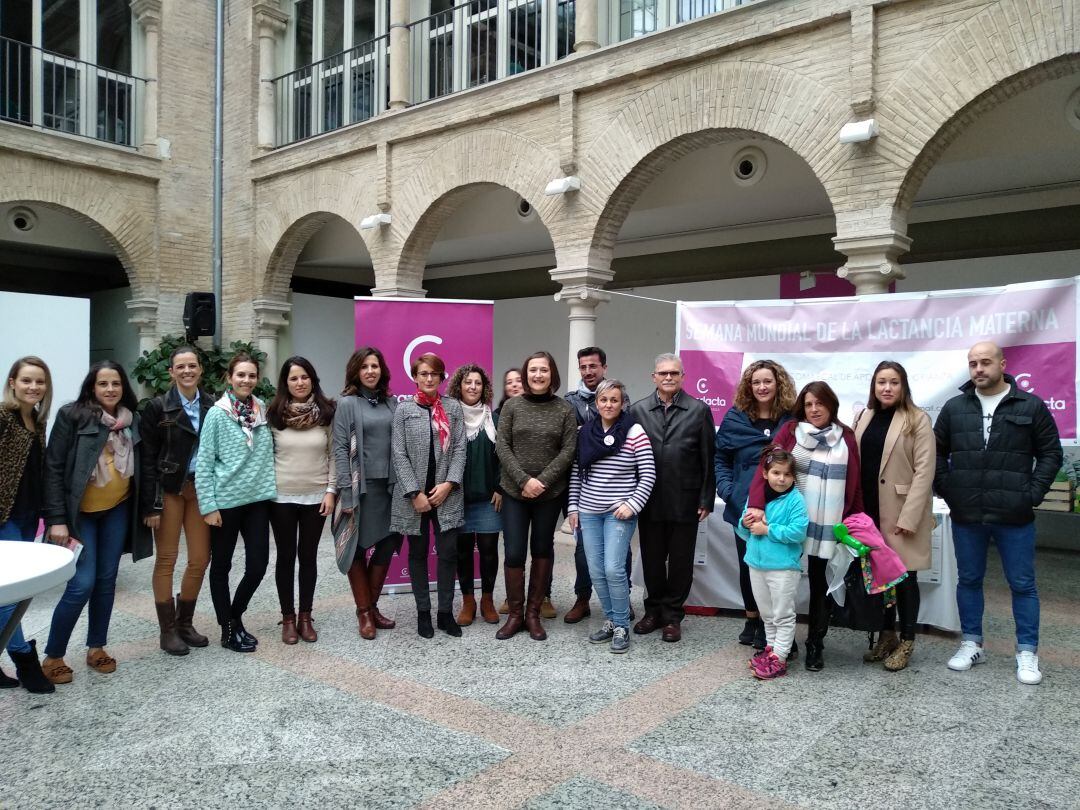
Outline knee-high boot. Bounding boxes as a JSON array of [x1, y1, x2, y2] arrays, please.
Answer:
[[347, 559, 377, 640], [525, 557, 552, 641], [496, 565, 525, 640], [368, 562, 396, 629]]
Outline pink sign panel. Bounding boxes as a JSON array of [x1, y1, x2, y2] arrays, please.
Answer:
[[355, 297, 495, 591], [677, 280, 1078, 441]]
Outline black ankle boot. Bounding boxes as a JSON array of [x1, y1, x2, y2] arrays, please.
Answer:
[[417, 611, 434, 639], [233, 618, 258, 646], [751, 618, 766, 651], [738, 619, 755, 646], [787, 640, 799, 661], [221, 621, 256, 653], [10, 640, 55, 694], [0, 667, 17, 688], [804, 638, 824, 671], [437, 612, 462, 637]]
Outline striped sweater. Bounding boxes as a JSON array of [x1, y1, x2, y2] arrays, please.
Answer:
[[567, 423, 656, 515]]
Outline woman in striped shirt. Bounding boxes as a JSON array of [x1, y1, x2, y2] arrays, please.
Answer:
[[567, 379, 655, 654]]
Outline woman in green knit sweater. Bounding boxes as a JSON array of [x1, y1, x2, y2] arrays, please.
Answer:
[[196, 353, 276, 653], [494, 351, 577, 641]]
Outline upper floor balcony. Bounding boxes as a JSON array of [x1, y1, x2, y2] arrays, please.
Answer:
[[267, 0, 761, 147]]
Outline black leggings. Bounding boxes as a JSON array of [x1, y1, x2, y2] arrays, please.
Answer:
[[457, 532, 499, 594], [734, 534, 758, 614], [807, 554, 830, 640], [407, 512, 458, 613], [363, 534, 401, 567], [269, 502, 326, 615], [209, 500, 271, 626], [885, 571, 921, 640], [501, 495, 562, 568]]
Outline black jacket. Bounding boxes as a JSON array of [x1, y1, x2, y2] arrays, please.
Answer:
[[43, 403, 153, 562], [933, 375, 1062, 525], [630, 391, 716, 522], [565, 389, 597, 425], [138, 386, 212, 516]]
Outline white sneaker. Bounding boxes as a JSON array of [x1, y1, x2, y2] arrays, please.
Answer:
[[947, 640, 986, 671], [1016, 651, 1043, 685]]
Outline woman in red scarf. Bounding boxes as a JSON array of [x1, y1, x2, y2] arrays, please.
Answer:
[[389, 353, 467, 638]]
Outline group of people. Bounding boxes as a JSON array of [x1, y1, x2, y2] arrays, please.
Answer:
[[0, 337, 1063, 693]]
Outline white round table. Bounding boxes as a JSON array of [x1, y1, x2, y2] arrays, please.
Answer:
[[0, 541, 76, 653]]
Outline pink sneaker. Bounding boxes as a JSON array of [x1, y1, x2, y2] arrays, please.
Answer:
[[752, 652, 788, 680], [749, 645, 772, 670]]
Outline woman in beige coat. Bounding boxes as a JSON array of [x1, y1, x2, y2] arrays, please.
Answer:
[[853, 360, 935, 671]]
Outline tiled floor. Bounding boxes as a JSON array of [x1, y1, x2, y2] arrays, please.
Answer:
[[1, 533, 1077, 809]]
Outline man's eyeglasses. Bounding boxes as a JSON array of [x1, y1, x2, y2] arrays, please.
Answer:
[[653, 370, 682, 378]]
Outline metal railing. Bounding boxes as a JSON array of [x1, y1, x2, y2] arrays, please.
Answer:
[[0, 35, 144, 147], [272, 33, 390, 146], [409, 0, 574, 104], [620, 0, 760, 40]]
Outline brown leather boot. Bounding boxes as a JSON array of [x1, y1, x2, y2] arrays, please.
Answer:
[[155, 600, 190, 656], [563, 596, 591, 624], [479, 592, 499, 624], [457, 594, 477, 626], [296, 611, 318, 642], [347, 560, 377, 640], [280, 614, 299, 645], [175, 595, 209, 647], [525, 558, 552, 641], [496, 566, 526, 640], [368, 562, 396, 630]]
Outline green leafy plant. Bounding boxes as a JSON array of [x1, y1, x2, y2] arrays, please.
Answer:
[[132, 335, 276, 407]]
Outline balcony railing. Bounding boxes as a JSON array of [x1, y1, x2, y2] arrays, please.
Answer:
[[409, 0, 573, 104], [271, 34, 390, 147], [620, 0, 757, 39], [0, 35, 145, 147]]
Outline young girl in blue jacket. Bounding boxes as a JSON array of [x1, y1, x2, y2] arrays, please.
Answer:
[[737, 446, 808, 680]]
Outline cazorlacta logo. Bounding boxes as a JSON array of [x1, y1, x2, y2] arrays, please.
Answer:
[[1013, 372, 1067, 411]]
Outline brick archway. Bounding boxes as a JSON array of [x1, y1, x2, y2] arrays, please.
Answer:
[[879, 0, 1080, 212], [392, 129, 562, 289], [257, 168, 378, 300], [578, 60, 848, 270], [0, 157, 155, 293]]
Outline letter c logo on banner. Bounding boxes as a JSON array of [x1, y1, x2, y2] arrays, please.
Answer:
[[696, 378, 709, 395], [404, 334, 444, 377]]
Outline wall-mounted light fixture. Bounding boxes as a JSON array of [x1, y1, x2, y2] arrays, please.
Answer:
[[838, 119, 879, 144], [543, 176, 581, 196], [359, 213, 392, 230]]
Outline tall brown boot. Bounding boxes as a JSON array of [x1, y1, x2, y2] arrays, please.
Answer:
[[155, 600, 190, 656], [368, 562, 396, 630], [496, 566, 526, 640], [346, 560, 377, 640], [524, 557, 552, 641], [175, 595, 210, 647]]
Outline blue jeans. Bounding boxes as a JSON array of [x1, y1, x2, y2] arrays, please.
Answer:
[[574, 532, 633, 599], [579, 510, 637, 629], [44, 501, 129, 658], [952, 520, 1039, 652], [0, 513, 39, 654]]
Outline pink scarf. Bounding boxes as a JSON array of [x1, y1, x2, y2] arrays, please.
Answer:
[[91, 406, 134, 487], [415, 390, 450, 452]]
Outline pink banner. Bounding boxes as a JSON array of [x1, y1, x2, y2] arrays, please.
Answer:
[[677, 280, 1078, 442], [355, 297, 494, 590]]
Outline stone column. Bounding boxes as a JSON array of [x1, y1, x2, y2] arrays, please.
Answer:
[[252, 298, 292, 381], [370, 285, 426, 298], [574, 0, 600, 53], [131, 0, 161, 155], [126, 295, 160, 363], [388, 0, 409, 110], [550, 266, 612, 384], [253, 2, 289, 150], [833, 209, 911, 295]]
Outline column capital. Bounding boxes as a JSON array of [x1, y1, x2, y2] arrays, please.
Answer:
[[370, 286, 427, 299], [130, 0, 162, 30], [126, 296, 159, 338], [833, 230, 912, 294], [550, 265, 613, 289], [252, 297, 291, 337], [253, 1, 289, 37]]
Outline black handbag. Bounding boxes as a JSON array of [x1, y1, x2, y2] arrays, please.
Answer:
[[829, 558, 886, 632]]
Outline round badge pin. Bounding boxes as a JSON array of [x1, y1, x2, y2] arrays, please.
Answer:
[[603, 435, 615, 446]]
